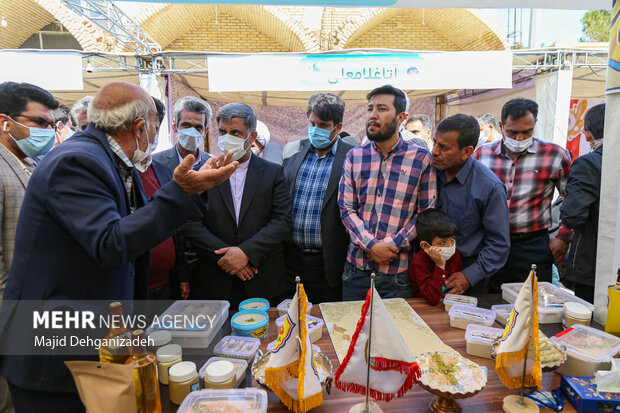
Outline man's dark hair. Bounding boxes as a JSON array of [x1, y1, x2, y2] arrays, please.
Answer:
[[366, 85, 407, 115], [152, 96, 165, 123], [0, 81, 58, 116], [415, 209, 457, 245], [306, 93, 345, 125], [53, 103, 70, 124], [584, 103, 605, 141], [436, 114, 480, 149], [501, 98, 538, 124]]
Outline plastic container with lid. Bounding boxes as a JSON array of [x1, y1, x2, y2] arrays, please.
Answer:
[[501, 282, 594, 324], [168, 361, 200, 405], [147, 330, 172, 353], [491, 304, 514, 326], [199, 357, 247, 389], [231, 310, 269, 340], [147, 300, 230, 348], [213, 335, 260, 361], [177, 388, 268, 413], [238, 298, 270, 314], [156, 343, 182, 385], [448, 304, 496, 330], [277, 299, 313, 317], [562, 302, 592, 328], [550, 324, 620, 377], [275, 314, 324, 343], [443, 294, 477, 311], [465, 324, 505, 359]]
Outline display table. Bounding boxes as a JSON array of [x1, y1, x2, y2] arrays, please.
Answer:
[[161, 296, 575, 412]]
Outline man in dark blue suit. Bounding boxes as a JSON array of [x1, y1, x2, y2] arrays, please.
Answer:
[[0, 82, 237, 412]]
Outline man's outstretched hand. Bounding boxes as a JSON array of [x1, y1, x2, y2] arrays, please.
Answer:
[[174, 152, 238, 194]]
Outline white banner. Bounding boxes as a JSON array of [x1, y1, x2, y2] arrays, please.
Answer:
[[207, 52, 512, 92], [0, 51, 83, 91]]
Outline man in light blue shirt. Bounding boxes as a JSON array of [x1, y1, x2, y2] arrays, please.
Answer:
[[431, 114, 510, 295]]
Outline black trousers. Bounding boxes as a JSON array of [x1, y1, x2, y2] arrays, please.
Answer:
[[490, 231, 553, 293], [8, 382, 84, 413], [284, 245, 342, 304]]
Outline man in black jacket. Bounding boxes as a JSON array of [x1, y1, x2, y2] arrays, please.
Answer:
[[560, 103, 605, 303], [282, 93, 354, 303], [183, 103, 291, 306]]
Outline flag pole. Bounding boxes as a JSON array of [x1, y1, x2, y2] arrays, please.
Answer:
[[517, 264, 537, 409], [296, 276, 301, 353], [361, 272, 376, 413]]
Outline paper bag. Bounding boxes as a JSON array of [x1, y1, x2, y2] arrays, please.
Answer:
[[65, 361, 137, 413]]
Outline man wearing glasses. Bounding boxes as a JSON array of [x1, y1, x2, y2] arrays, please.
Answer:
[[0, 81, 58, 413]]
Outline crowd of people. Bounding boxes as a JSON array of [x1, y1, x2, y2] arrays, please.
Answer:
[[0, 80, 605, 412]]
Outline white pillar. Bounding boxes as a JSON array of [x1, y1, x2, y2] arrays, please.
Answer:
[[534, 69, 573, 146], [139, 73, 171, 153]]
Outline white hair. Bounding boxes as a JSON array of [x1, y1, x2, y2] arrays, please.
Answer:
[[88, 99, 150, 133], [71, 96, 93, 121]]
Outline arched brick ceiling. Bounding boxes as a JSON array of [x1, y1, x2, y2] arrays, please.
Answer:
[[138, 5, 307, 52], [343, 8, 508, 51], [0, 0, 120, 52]]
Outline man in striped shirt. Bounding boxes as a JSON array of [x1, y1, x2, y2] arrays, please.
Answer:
[[473, 98, 572, 292], [338, 85, 437, 300]]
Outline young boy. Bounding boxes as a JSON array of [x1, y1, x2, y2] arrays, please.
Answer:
[[409, 209, 463, 305]]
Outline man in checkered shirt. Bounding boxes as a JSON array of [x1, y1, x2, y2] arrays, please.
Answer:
[[473, 98, 572, 292], [338, 85, 437, 300]]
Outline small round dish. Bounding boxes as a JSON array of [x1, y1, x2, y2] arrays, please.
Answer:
[[417, 351, 487, 413]]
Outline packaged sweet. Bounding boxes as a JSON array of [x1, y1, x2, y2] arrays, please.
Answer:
[[177, 388, 267, 413], [448, 305, 495, 330], [277, 299, 312, 317], [491, 304, 514, 326], [551, 324, 620, 377], [213, 336, 260, 361], [465, 324, 504, 359], [443, 294, 477, 311]]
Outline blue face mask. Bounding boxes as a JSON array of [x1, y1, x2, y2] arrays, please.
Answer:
[[7, 118, 56, 157], [308, 125, 337, 149]]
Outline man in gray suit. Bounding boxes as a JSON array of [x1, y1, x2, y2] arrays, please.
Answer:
[[0, 81, 58, 413], [153, 96, 211, 171], [282, 93, 354, 303]]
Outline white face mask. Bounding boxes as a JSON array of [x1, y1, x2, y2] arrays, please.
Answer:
[[439, 243, 456, 261], [177, 127, 204, 152], [132, 126, 152, 166], [218, 133, 250, 162], [503, 136, 533, 153]]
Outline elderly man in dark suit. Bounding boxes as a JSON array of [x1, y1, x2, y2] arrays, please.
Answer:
[[0, 82, 237, 412], [183, 103, 291, 306], [152, 95, 211, 171], [282, 93, 354, 303]]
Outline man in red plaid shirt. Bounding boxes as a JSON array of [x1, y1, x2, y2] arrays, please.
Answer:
[[473, 98, 572, 292], [338, 85, 437, 300]]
